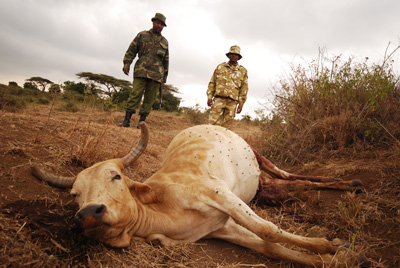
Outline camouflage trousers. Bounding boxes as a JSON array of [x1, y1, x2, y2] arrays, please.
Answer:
[[126, 78, 160, 116], [208, 97, 238, 129]]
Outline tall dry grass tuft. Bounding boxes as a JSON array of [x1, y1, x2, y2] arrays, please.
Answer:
[[336, 191, 382, 232], [64, 113, 116, 168], [260, 45, 400, 165]]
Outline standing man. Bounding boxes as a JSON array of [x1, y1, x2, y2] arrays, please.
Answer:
[[207, 45, 249, 129], [119, 13, 169, 128]]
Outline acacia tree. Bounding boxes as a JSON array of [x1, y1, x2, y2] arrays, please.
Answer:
[[25, 77, 53, 92], [76, 72, 131, 98]]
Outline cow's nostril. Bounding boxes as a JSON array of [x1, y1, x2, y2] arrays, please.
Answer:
[[95, 204, 105, 214], [77, 204, 106, 220]]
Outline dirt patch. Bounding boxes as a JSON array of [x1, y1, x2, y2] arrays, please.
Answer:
[[0, 106, 398, 267]]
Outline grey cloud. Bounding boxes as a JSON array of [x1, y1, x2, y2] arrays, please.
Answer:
[[209, 0, 400, 56]]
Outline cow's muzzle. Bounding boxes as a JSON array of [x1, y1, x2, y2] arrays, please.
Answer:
[[72, 204, 106, 233]]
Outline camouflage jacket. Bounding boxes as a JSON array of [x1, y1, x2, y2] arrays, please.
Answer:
[[207, 62, 248, 106], [123, 29, 169, 83]]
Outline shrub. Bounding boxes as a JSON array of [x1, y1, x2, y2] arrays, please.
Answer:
[[0, 84, 27, 112], [112, 87, 130, 104], [59, 101, 79, 112], [8, 81, 18, 87], [183, 104, 209, 124], [37, 98, 50, 105], [62, 90, 85, 102], [152, 92, 181, 112], [63, 81, 86, 95], [102, 98, 115, 111], [261, 47, 400, 165]]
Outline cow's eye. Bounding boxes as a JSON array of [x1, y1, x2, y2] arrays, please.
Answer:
[[112, 174, 121, 180], [71, 190, 79, 198]]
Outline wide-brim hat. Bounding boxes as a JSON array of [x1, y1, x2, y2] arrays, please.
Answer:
[[226, 45, 242, 59], [151, 13, 167, 27]]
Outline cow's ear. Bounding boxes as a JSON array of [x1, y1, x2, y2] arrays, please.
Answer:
[[128, 181, 158, 204]]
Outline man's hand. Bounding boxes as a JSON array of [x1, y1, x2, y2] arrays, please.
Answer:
[[236, 104, 243, 114], [123, 64, 130, 76], [207, 98, 213, 107]]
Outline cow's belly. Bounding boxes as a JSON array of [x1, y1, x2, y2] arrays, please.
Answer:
[[205, 130, 260, 203], [166, 125, 260, 204]]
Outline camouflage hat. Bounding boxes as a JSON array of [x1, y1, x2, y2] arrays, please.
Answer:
[[226, 45, 242, 59], [151, 13, 167, 27]]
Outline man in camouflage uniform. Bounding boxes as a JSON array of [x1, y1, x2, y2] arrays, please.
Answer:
[[119, 13, 169, 128], [207, 45, 248, 129]]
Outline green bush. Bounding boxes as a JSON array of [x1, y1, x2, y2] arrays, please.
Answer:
[[8, 81, 18, 87], [152, 92, 181, 112], [0, 85, 26, 112], [112, 87, 130, 104], [62, 90, 85, 102], [102, 98, 115, 111], [37, 98, 50, 105], [59, 101, 79, 112]]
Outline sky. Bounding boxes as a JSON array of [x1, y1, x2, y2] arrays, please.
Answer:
[[0, 0, 399, 118]]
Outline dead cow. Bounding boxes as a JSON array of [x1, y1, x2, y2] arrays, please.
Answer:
[[31, 123, 369, 267]]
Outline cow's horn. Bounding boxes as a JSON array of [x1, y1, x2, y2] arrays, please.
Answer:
[[31, 165, 75, 188], [121, 121, 149, 167]]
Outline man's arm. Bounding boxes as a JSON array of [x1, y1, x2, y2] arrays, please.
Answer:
[[162, 47, 169, 83], [123, 65, 130, 75], [122, 33, 141, 76], [206, 68, 218, 106], [237, 68, 249, 113]]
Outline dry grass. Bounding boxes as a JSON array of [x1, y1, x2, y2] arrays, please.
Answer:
[[0, 104, 398, 267]]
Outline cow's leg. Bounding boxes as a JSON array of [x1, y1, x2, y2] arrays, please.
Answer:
[[145, 233, 197, 246], [201, 186, 337, 254], [261, 175, 363, 191], [251, 148, 362, 184], [207, 217, 336, 267], [252, 147, 362, 189], [252, 147, 335, 182]]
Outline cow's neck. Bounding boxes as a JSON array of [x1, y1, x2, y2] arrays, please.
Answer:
[[128, 196, 174, 238]]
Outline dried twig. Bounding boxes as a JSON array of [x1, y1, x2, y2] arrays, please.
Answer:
[[374, 117, 400, 144]]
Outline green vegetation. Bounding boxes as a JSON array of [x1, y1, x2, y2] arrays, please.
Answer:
[[0, 72, 182, 114]]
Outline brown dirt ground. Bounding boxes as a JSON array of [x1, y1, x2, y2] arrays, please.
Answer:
[[0, 105, 399, 267]]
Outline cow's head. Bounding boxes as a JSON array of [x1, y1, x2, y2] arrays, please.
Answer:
[[31, 122, 156, 247]]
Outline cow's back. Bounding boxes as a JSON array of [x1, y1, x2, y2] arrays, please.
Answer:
[[162, 125, 260, 203]]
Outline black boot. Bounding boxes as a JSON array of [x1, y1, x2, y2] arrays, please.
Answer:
[[118, 111, 133, 127], [137, 114, 147, 129]]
